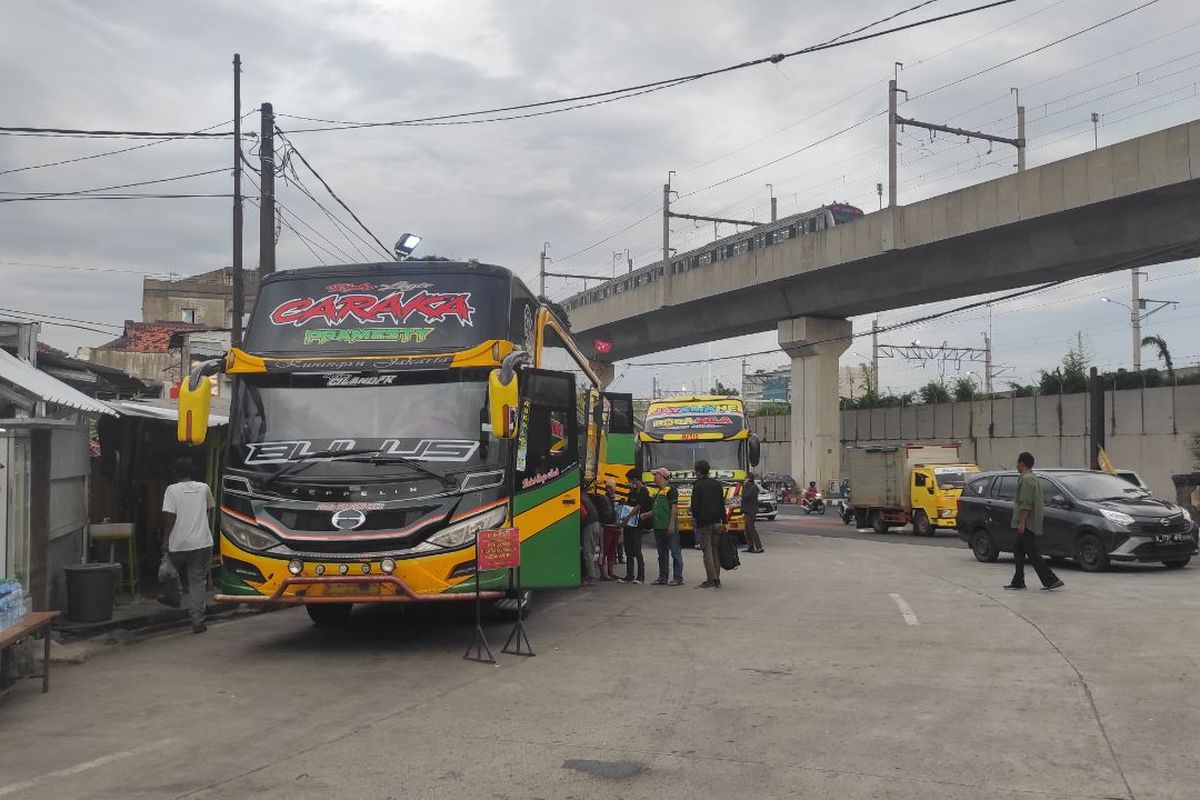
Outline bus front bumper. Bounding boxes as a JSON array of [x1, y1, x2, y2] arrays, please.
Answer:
[[215, 575, 505, 605]]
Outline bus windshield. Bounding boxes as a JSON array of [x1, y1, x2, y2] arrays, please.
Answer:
[[230, 370, 500, 478], [644, 441, 743, 474]]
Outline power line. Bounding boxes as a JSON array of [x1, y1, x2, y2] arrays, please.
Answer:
[[0, 193, 234, 202], [0, 125, 233, 138], [0, 115, 254, 178], [277, 0, 1018, 133], [0, 259, 168, 276], [0, 306, 123, 334], [273, 128, 393, 259], [0, 167, 230, 203], [907, 0, 1162, 103], [245, 168, 358, 263]]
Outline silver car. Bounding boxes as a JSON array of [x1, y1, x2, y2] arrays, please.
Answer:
[[755, 481, 778, 521]]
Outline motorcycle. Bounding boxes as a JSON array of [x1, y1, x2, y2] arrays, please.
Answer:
[[800, 493, 826, 515], [840, 503, 855, 525]]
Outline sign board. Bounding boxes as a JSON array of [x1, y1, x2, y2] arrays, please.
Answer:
[[477, 528, 521, 570], [594, 338, 613, 355]]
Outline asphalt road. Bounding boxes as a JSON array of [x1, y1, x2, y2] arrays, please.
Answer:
[[770, 503, 967, 548], [2, 525, 1198, 799]]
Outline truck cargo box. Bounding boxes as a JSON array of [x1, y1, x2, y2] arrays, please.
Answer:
[[847, 443, 961, 509]]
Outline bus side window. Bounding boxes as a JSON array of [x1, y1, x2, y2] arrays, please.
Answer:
[[520, 370, 579, 478]]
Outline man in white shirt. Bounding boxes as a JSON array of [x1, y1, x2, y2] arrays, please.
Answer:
[[161, 458, 215, 633]]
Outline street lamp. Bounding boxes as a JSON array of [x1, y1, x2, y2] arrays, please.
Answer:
[[1090, 112, 1100, 150], [1101, 294, 1180, 371]]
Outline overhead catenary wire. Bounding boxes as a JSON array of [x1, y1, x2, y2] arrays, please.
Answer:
[[273, 128, 393, 259], [0, 167, 230, 203], [277, 0, 1018, 134]]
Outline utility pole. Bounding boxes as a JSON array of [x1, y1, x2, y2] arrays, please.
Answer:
[[888, 80, 898, 208], [626, 249, 633, 274], [661, 171, 674, 306], [871, 318, 880, 391], [652, 374, 659, 399], [767, 184, 777, 222], [259, 102, 276, 275], [1131, 269, 1142, 372], [1091, 112, 1100, 150], [231, 53, 244, 346], [539, 243, 548, 297], [1012, 88, 1026, 173], [983, 333, 993, 395]]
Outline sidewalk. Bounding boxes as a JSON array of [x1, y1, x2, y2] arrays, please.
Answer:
[[53, 590, 245, 642]]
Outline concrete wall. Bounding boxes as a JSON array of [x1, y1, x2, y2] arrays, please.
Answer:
[[749, 384, 1200, 499], [89, 350, 178, 387]]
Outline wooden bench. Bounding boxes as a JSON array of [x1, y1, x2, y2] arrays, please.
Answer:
[[0, 611, 60, 698]]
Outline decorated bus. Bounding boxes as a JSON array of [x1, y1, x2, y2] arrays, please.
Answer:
[[177, 261, 633, 625], [638, 396, 760, 546]]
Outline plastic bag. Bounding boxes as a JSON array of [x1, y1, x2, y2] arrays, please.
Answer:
[[157, 553, 181, 608]]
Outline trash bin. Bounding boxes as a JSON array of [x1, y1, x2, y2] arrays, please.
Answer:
[[63, 563, 120, 623]]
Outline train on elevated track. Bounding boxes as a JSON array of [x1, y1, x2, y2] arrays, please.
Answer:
[[562, 202, 864, 311]]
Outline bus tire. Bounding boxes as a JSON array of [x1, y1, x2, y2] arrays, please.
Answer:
[[305, 603, 353, 626]]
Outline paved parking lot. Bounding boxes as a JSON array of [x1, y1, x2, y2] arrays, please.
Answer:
[[1, 518, 1197, 799]]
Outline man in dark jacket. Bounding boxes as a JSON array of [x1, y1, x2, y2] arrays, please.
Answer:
[[690, 460, 727, 588], [621, 469, 652, 584], [742, 473, 764, 553]]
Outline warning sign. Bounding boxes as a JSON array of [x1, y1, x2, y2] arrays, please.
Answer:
[[477, 528, 521, 570]]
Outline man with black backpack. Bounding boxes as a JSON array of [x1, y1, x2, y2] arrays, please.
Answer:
[[691, 460, 728, 588]]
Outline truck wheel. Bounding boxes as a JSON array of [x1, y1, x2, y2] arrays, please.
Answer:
[[971, 530, 999, 562], [913, 511, 932, 537], [305, 603, 353, 626], [1075, 533, 1110, 572], [1163, 558, 1191, 569], [871, 513, 889, 534]]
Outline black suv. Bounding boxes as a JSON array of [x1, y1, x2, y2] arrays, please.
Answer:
[[956, 469, 1198, 571]]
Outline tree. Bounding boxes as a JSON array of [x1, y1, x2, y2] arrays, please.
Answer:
[[1039, 332, 1090, 394], [1141, 335, 1175, 380], [711, 379, 739, 396], [918, 380, 950, 405], [952, 377, 977, 402], [753, 401, 790, 416]]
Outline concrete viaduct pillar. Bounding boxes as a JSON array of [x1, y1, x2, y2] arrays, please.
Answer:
[[777, 317, 851, 493]]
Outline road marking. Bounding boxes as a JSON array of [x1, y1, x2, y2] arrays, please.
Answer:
[[889, 593, 920, 626], [0, 739, 173, 797]]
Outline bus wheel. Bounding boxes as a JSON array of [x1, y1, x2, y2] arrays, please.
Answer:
[[305, 603, 353, 626]]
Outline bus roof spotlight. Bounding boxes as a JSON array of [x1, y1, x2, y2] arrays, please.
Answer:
[[394, 233, 422, 260]]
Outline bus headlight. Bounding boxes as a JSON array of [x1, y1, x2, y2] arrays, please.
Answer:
[[222, 513, 279, 553], [288, 559, 303, 575], [427, 506, 508, 549], [380, 558, 396, 574]]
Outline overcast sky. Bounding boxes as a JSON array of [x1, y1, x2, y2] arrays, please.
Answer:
[[2, 0, 1198, 396]]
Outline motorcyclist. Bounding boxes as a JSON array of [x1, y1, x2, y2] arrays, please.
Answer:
[[803, 481, 820, 504]]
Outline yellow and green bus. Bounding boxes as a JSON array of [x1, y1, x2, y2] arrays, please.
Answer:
[[639, 396, 760, 546], [178, 260, 632, 625]]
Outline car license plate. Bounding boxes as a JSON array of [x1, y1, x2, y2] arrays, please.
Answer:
[[323, 582, 379, 597], [1156, 533, 1185, 544]]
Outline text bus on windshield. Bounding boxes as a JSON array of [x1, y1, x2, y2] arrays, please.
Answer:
[[638, 396, 760, 546], [177, 261, 633, 625]]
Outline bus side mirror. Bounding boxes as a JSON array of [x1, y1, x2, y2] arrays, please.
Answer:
[[177, 375, 213, 445], [488, 368, 519, 439], [748, 434, 761, 467]]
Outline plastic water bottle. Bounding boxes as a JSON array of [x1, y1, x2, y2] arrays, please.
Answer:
[[0, 581, 12, 631]]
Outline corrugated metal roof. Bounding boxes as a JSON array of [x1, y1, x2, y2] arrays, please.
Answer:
[[0, 348, 117, 416], [106, 399, 228, 426]]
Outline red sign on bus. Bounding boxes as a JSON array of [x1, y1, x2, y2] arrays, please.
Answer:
[[477, 528, 521, 570]]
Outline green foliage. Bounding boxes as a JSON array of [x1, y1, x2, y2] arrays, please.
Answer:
[[1038, 332, 1090, 394], [710, 379, 739, 396], [1141, 335, 1174, 379], [1007, 382, 1037, 398], [952, 377, 977, 402], [1192, 430, 1200, 470], [918, 380, 950, 404], [752, 401, 791, 417]]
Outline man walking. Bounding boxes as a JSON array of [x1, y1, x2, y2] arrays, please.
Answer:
[[691, 460, 727, 588], [742, 472, 764, 553], [1005, 451, 1065, 592], [161, 457, 215, 633], [621, 469, 651, 584], [649, 468, 683, 586]]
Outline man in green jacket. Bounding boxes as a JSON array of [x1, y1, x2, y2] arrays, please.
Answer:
[[1005, 451, 1065, 591]]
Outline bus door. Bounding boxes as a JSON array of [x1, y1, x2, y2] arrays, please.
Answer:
[[598, 392, 635, 492], [513, 369, 581, 588]]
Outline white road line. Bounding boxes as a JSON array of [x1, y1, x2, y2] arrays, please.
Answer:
[[0, 739, 174, 797], [889, 593, 920, 626]]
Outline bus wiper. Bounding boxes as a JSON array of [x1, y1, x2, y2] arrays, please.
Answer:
[[259, 447, 382, 490], [341, 453, 457, 488]]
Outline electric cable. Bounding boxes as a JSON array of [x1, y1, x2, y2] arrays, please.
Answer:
[[0, 167, 229, 202]]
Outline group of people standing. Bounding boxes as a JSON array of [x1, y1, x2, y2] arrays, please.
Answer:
[[579, 461, 765, 589]]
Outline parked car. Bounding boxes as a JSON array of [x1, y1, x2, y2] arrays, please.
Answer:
[[755, 481, 778, 521], [957, 469, 1198, 571]]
